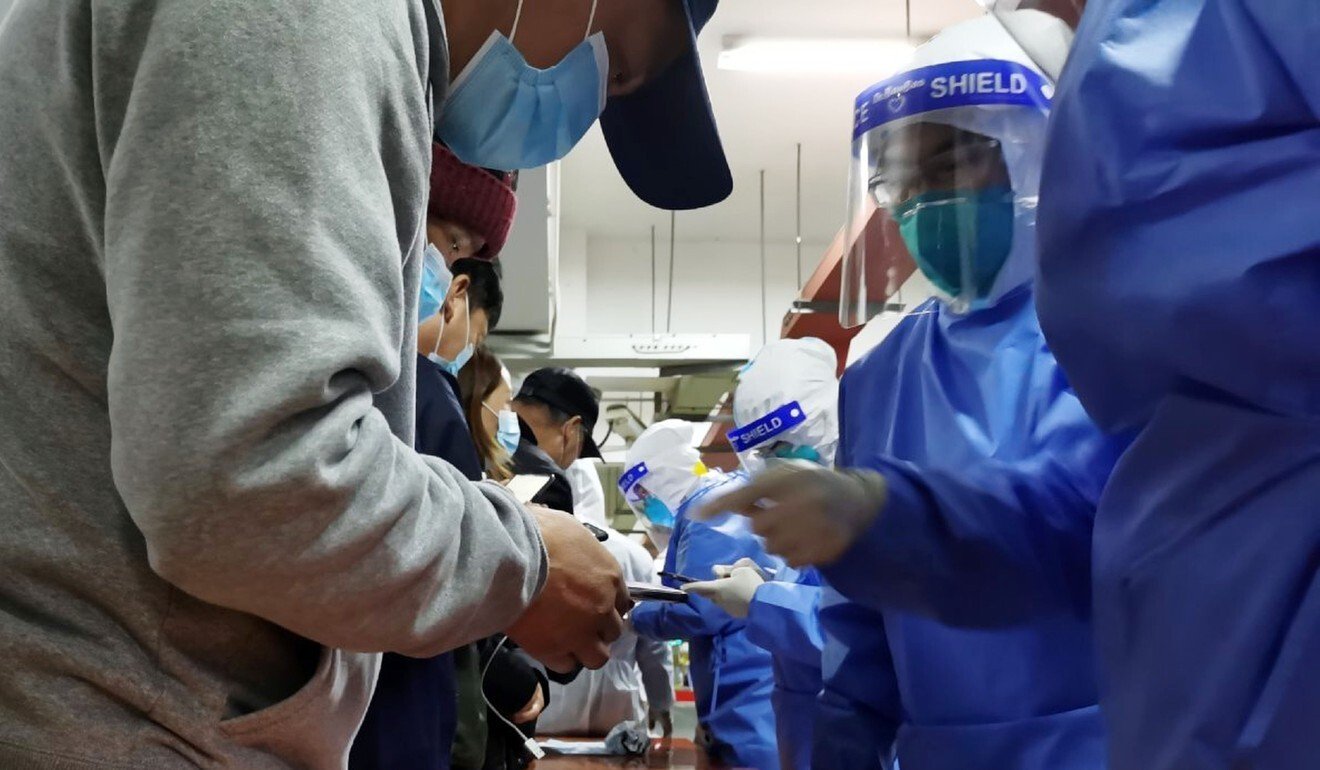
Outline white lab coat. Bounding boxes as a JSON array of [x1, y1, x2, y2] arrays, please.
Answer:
[[537, 527, 675, 736], [565, 458, 609, 529]]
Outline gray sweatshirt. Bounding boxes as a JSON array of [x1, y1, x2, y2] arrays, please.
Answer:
[[0, 1, 546, 768]]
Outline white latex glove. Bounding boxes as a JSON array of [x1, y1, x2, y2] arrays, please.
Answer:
[[712, 557, 771, 581], [682, 564, 765, 618], [693, 461, 887, 567]]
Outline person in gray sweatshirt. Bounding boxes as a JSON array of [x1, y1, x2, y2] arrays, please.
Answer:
[[0, 0, 731, 767]]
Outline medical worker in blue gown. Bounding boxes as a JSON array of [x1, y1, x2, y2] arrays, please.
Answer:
[[625, 420, 782, 770], [684, 338, 838, 770], [703, 12, 1122, 770], [1028, 1, 1320, 767]]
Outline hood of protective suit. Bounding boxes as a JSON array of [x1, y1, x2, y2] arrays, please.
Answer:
[[899, 10, 1072, 309], [623, 419, 709, 516], [732, 338, 840, 467]]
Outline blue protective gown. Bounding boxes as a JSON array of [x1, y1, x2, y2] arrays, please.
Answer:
[[630, 473, 783, 770], [817, 289, 1119, 770], [744, 567, 823, 770], [1037, 3, 1320, 768]]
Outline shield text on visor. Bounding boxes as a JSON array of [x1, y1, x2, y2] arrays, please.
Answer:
[[840, 59, 1052, 325], [728, 401, 814, 475]]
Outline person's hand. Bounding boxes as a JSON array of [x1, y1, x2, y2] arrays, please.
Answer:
[[682, 563, 764, 618], [648, 706, 673, 744], [712, 557, 770, 581], [508, 505, 630, 674], [511, 683, 545, 724], [694, 462, 888, 567]]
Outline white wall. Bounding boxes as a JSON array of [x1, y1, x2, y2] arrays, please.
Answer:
[[564, 232, 830, 347], [557, 226, 589, 337]]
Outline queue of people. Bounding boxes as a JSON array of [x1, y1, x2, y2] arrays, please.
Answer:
[[1, 0, 1315, 769]]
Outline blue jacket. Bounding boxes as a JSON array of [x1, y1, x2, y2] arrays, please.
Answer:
[[630, 473, 782, 770], [744, 567, 823, 770], [817, 290, 1116, 770], [1038, 3, 1320, 768]]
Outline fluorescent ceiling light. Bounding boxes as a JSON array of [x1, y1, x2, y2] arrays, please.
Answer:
[[717, 37, 916, 76]]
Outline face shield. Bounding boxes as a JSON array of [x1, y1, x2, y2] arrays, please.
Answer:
[[731, 338, 840, 474], [841, 59, 1053, 326], [728, 401, 817, 475], [839, 10, 1074, 328], [618, 458, 709, 530]]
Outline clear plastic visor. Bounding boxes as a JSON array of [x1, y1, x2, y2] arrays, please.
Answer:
[[842, 116, 1014, 325]]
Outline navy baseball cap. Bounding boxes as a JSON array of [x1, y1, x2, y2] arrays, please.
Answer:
[[600, 0, 732, 211]]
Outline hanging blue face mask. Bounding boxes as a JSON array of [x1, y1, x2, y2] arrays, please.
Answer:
[[436, 0, 608, 170], [893, 185, 1015, 299], [419, 244, 453, 322], [428, 294, 474, 377]]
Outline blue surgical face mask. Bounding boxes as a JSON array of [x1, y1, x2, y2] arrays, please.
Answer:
[[485, 405, 522, 454], [893, 185, 1015, 299], [419, 244, 453, 322], [428, 294, 474, 377], [771, 444, 823, 464], [436, 0, 608, 170], [642, 496, 676, 529]]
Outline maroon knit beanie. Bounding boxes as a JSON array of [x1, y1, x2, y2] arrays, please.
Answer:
[[427, 143, 518, 258]]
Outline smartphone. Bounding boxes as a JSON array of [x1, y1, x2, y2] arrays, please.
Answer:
[[659, 571, 700, 585], [505, 474, 551, 504], [627, 582, 689, 604]]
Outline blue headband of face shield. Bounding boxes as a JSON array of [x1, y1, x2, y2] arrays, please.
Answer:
[[730, 401, 825, 469], [620, 461, 682, 528]]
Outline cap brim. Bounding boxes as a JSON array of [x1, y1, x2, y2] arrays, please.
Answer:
[[580, 432, 603, 460], [599, 1, 731, 211]]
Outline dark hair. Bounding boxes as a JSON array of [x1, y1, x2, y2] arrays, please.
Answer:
[[457, 345, 513, 481], [450, 258, 503, 331], [511, 394, 589, 448]]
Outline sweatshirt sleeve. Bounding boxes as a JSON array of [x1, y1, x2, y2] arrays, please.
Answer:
[[102, 0, 544, 656]]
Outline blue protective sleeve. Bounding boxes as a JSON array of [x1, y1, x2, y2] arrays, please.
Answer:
[[746, 581, 824, 668], [822, 455, 1096, 626], [632, 513, 765, 641], [630, 597, 716, 643], [814, 591, 900, 770]]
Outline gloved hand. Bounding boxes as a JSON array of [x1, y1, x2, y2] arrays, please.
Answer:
[[682, 562, 765, 618], [695, 461, 887, 567], [712, 557, 771, 581], [648, 706, 673, 741], [508, 505, 631, 673]]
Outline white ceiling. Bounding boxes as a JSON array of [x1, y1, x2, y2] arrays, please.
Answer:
[[561, 0, 982, 243]]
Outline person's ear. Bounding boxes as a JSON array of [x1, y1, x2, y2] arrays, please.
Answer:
[[565, 416, 584, 454], [444, 275, 471, 321]]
